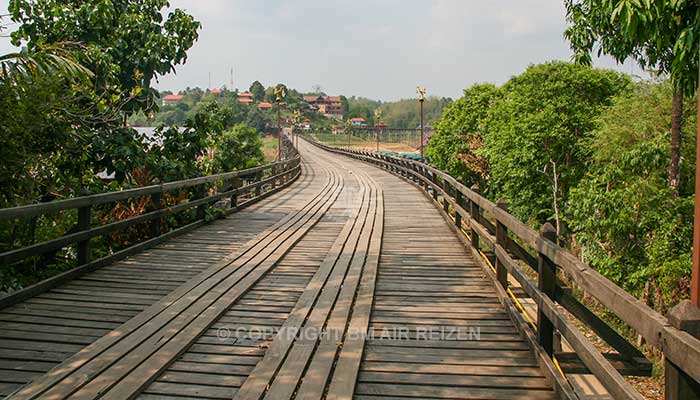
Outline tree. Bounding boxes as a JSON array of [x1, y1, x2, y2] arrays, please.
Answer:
[[339, 95, 350, 115], [481, 62, 629, 234], [564, 0, 700, 196], [249, 80, 265, 102], [568, 81, 697, 310], [213, 124, 264, 173], [245, 107, 269, 132], [10, 0, 201, 118], [426, 84, 499, 188], [5, 0, 201, 202], [0, 42, 92, 85]]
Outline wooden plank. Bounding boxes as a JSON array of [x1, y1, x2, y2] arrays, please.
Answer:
[[233, 170, 373, 400], [68, 171, 343, 399], [8, 166, 338, 400]]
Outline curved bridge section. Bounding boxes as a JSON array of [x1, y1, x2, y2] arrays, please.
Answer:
[[3, 139, 562, 399]]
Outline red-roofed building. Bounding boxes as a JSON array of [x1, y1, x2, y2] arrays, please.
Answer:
[[350, 117, 366, 126], [238, 91, 254, 104], [210, 88, 222, 95], [258, 101, 273, 109], [162, 94, 184, 104], [375, 121, 387, 128]]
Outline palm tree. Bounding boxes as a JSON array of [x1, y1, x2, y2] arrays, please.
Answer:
[[0, 43, 93, 84]]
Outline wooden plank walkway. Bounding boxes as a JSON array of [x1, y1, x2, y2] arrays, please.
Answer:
[[0, 140, 557, 399], [0, 157, 324, 398]]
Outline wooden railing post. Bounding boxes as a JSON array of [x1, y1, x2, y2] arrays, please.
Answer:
[[469, 184, 480, 250], [230, 176, 242, 211], [76, 191, 91, 265], [665, 301, 700, 399], [255, 172, 262, 197], [271, 164, 278, 189], [537, 222, 558, 356], [495, 199, 509, 288], [431, 173, 439, 201], [150, 192, 161, 237], [454, 190, 463, 230], [196, 184, 207, 221], [442, 183, 450, 213]]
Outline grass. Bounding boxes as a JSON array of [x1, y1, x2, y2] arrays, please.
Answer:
[[311, 133, 419, 153], [261, 134, 279, 162]]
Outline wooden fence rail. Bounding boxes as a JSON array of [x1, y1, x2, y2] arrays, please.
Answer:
[[307, 138, 700, 400], [0, 137, 300, 308]]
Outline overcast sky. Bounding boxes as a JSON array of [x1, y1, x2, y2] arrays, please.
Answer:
[[0, 0, 642, 101]]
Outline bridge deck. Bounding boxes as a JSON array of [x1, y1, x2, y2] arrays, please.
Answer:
[[0, 141, 555, 399]]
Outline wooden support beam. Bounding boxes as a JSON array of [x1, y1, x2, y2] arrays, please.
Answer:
[[469, 184, 481, 250], [666, 300, 700, 400], [77, 201, 91, 266], [495, 199, 509, 288], [537, 222, 557, 356]]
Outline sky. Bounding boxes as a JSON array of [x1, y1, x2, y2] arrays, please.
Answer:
[[0, 0, 643, 101]]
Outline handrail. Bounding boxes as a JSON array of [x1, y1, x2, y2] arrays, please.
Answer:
[[0, 136, 301, 307], [306, 137, 700, 400], [0, 158, 299, 221]]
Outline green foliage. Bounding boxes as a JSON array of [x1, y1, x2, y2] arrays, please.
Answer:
[[0, 66, 101, 207], [564, 0, 699, 96], [426, 84, 500, 187], [568, 81, 696, 310], [249, 80, 265, 102], [9, 0, 201, 115], [345, 96, 451, 128], [481, 61, 629, 223], [213, 124, 264, 173], [339, 95, 350, 115], [0, 42, 93, 84], [245, 107, 270, 133]]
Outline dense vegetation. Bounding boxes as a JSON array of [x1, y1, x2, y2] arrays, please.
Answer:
[[426, 61, 696, 313], [131, 88, 451, 131], [344, 96, 451, 128], [128, 84, 335, 132], [0, 1, 270, 292]]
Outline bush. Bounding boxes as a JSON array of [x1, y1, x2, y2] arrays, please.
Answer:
[[213, 124, 264, 173], [568, 81, 697, 311]]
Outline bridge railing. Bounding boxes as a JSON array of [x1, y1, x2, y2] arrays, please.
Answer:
[[0, 137, 300, 308], [309, 139, 700, 400]]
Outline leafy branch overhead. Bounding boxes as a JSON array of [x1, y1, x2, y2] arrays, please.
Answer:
[[9, 0, 201, 116], [0, 42, 93, 84], [564, 0, 698, 196], [564, 0, 699, 96]]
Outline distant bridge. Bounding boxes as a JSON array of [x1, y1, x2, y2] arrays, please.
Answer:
[[0, 135, 698, 399]]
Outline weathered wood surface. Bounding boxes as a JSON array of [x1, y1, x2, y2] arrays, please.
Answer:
[[0, 158, 318, 398], [1, 139, 556, 399]]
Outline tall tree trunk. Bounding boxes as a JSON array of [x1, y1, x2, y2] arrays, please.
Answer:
[[550, 159, 561, 245], [669, 89, 683, 197]]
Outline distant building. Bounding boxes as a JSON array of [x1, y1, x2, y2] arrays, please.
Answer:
[[375, 121, 387, 128], [258, 101, 273, 110], [162, 94, 184, 104], [303, 95, 344, 119], [210, 88, 222, 95], [302, 119, 312, 130], [238, 91, 254, 104], [350, 117, 366, 126]]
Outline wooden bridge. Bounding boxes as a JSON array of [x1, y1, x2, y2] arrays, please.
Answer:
[[1, 136, 699, 399]]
